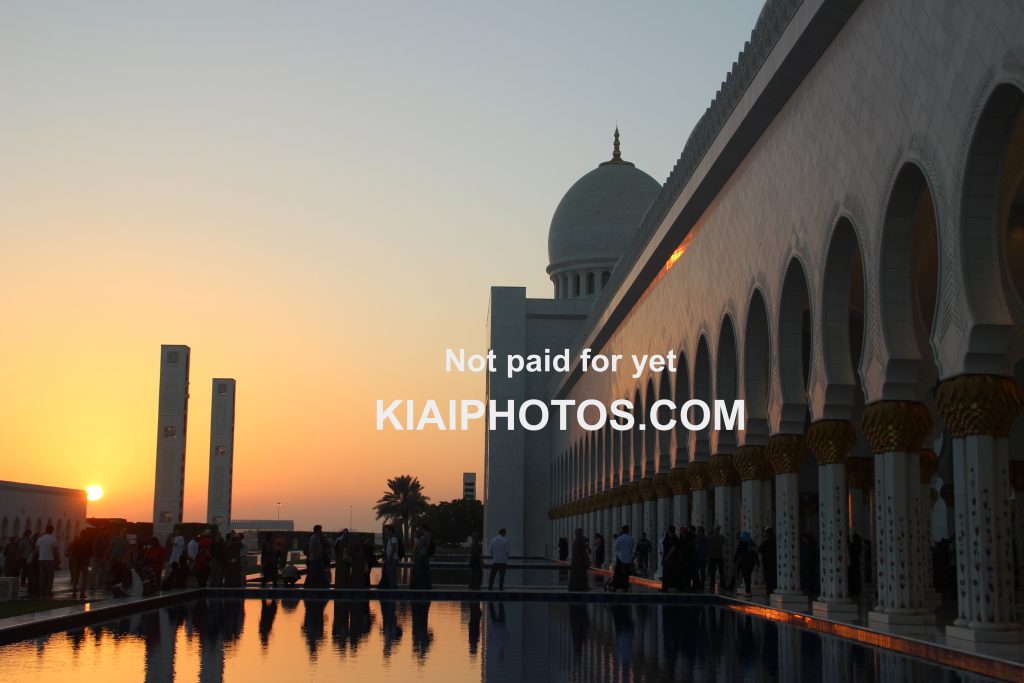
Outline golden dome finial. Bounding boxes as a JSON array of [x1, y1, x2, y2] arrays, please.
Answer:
[[600, 125, 633, 167]]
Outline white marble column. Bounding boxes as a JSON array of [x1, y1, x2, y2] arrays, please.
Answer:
[[916, 450, 941, 609], [807, 420, 857, 619], [669, 468, 690, 530], [655, 475, 671, 579], [738, 461, 772, 597], [710, 454, 739, 593], [938, 374, 1022, 644], [640, 479, 656, 571], [767, 435, 807, 610], [1012, 469, 1024, 592], [862, 400, 935, 635], [688, 461, 710, 530]]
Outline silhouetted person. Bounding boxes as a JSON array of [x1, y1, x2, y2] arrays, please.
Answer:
[[734, 531, 759, 595], [260, 533, 280, 588], [568, 528, 590, 591], [610, 525, 634, 592], [635, 532, 653, 577], [558, 537, 569, 562], [706, 526, 725, 591], [488, 528, 509, 590], [36, 524, 58, 597]]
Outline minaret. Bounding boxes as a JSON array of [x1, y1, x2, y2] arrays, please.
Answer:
[[207, 379, 236, 528], [153, 345, 190, 541]]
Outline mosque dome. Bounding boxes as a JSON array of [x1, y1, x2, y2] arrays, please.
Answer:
[[546, 129, 661, 299]]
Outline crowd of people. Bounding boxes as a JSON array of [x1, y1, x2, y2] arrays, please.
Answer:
[[552, 524, 885, 597], [0, 524, 260, 599]]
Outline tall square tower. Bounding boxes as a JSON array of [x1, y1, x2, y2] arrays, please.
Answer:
[[152, 345, 190, 541], [206, 378, 236, 527]]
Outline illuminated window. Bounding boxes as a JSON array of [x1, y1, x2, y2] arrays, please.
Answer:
[[163, 426, 177, 439]]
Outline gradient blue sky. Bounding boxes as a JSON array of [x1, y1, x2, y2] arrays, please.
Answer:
[[0, 1, 764, 529]]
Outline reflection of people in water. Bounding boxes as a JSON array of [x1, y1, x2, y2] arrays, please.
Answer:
[[259, 599, 277, 648], [331, 600, 375, 656], [610, 605, 634, 666], [379, 600, 403, 658], [301, 599, 327, 657], [411, 601, 433, 662], [467, 602, 482, 655], [486, 602, 508, 661], [568, 604, 590, 659]]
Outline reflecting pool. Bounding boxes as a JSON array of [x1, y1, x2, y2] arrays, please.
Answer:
[[0, 599, 1000, 682]]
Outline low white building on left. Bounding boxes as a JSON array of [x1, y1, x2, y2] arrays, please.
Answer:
[[0, 480, 87, 555]]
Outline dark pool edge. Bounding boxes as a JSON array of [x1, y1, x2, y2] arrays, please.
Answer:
[[717, 597, 1024, 682], [0, 589, 205, 645]]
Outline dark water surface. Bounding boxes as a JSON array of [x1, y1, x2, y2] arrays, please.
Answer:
[[0, 599, 997, 682]]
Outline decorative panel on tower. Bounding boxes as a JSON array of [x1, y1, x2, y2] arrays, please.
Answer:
[[206, 378, 236, 528], [152, 345, 190, 541]]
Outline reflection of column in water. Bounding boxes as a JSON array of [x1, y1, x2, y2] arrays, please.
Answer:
[[482, 602, 512, 683], [144, 607, 176, 683], [775, 622, 801, 681], [820, 635, 851, 682], [639, 604, 656, 663]]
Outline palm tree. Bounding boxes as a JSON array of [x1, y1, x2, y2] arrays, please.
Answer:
[[374, 475, 431, 543]]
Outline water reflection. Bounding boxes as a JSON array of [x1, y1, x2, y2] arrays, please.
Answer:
[[0, 600, 998, 682]]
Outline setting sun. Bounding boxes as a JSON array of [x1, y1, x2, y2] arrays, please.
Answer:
[[86, 485, 103, 502]]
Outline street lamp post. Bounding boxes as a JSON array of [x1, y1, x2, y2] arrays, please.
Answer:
[[349, 505, 353, 530], [277, 502, 281, 521]]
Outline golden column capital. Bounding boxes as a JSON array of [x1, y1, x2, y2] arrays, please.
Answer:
[[733, 446, 770, 481], [1010, 462, 1024, 493], [638, 478, 657, 501], [653, 473, 672, 498], [936, 374, 1023, 438], [615, 484, 631, 506], [860, 400, 932, 454], [766, 434, 806, 474], [686, 461, 710, 490], [846, 456, 871, 489], [806, 420, 856, 465], [626, 481, 643, 504], [667, 467, 690, 495], [918, 449, 939, 484], [709, 454, 740, 486]]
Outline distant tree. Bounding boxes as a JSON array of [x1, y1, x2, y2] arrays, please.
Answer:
[[373, 475, 431, 542], [423, 498, 483, 546]]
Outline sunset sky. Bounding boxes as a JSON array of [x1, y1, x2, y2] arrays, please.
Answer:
[[0, 2, 763, 530]]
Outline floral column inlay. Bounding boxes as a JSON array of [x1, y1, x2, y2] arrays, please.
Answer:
[[937, 375, 1023, 643], [807, 419, 858, 618], [767, 434, 807, 609]]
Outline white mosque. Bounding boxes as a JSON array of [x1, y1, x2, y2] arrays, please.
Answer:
[[484, 0, 1024, 645]]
